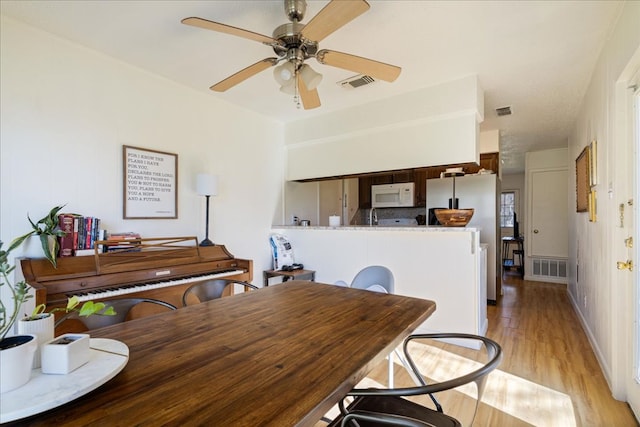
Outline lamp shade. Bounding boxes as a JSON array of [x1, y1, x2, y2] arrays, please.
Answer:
[[279, 79, 296, 95], [299, 64, 322, 90], [273, 62, 295, 86], [196, 173, 218, 196]]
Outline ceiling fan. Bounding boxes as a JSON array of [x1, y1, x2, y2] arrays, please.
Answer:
[[182, 0, 401, 110]]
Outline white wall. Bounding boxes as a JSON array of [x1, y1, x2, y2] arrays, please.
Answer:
[[271, 227, 484, 338], [285, 75, 484, 180], [567, 1, 640, 398], [0, 16, 284, 306]]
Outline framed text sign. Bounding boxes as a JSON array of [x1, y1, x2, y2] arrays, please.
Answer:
[[123, 145, 178, 219]]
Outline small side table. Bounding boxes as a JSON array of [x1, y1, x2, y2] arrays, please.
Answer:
[[263, 269, 316, 287]]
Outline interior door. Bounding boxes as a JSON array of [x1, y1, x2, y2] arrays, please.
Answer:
[[620, 70, 640, 418], [529, 169, 569, 257]]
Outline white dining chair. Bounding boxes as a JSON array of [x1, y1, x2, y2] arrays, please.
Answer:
[[334, 265, 405, 387]]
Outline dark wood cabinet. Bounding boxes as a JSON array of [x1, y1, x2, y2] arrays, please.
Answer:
[[391, 170, 414, 183], [359, 176, 373, 209], [479, 153, 499, 173], [371, 174, 393, 185], [414, 169, 428, 207]]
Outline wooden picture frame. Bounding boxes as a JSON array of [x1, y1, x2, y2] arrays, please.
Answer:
[[575, 146, 590, 212], [123, 145, 178, 219]]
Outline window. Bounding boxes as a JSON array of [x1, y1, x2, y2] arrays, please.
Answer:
[[500, 191, 516, 227]]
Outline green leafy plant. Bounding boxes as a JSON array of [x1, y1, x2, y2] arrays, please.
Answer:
[[0, 240, 33, 340], [26, 295, 116, 322], [1, 232, 116, 341], [12, 205, 67, 268]]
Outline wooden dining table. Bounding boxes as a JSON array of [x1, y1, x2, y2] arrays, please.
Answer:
[[12, 281, 436, 426]]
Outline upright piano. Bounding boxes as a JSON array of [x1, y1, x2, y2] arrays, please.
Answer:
[[20, 237, 253, 320]]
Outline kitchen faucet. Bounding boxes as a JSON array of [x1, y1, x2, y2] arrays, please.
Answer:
[[369, 207, 378, 226]]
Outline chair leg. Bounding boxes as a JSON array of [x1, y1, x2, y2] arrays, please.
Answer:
[[394, 348, 421, 386], [388, 351, 394, 388]]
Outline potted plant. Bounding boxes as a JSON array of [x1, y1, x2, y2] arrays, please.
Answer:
[[18, 296, 116, 369], [12, 205, 66, 267], [1, 239, 37, 393], [1, 233, 116, 393]]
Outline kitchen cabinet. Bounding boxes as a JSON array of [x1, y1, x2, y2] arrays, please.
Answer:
[[414, 169, 428, 207], [479, 153, 499, 174], [359, 176, 372, 209], [371, 175, 393, 185]]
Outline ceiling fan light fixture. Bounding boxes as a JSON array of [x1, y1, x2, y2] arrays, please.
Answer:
[[273, 61, 296, 86], [279, 79, 297, 95], [299, 64, 323, 91]]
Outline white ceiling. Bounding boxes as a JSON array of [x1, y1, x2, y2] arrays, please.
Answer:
[[0, 0, 623, 174]]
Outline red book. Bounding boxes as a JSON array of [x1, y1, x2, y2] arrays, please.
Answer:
[[57, 213, 76, 257], [84, 217, 93, 250]]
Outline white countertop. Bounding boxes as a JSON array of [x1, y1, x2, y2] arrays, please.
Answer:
[[273, 225, 479, 232]]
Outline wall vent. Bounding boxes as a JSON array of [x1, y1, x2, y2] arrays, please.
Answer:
[[532, 258, 567, 278], [496, 106, 512, 116], [338, 74, 376, 89]]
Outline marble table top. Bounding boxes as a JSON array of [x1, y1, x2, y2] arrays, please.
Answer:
[[0, 338, 129, 423]]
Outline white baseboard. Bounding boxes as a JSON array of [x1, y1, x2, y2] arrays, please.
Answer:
[[567, 290, 614, 391]]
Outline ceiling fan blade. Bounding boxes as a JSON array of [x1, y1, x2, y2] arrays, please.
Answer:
[[301, 0, 370, 43], [316, 49, 401, 82], [210, 58, 278, 92], [182, 17, 277, 45], [298, 74, 321, 110]]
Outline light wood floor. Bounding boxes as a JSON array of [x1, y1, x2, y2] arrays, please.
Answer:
[[318, 273, 638, 426]]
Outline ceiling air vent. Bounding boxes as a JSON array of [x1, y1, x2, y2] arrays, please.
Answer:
[[338, 74, 376, 89], [496, 106, 512, 116]]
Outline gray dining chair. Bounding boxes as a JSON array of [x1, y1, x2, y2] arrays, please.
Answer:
[[55, 297, 177, 330], [328, 333, 503, 427], [335, 265, 398, 386], [334, 265, 395, 293], [182, 279, 258, 306]]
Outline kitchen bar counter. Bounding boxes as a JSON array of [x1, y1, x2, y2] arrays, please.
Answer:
[[271, 226, 487, 341], [274, 225, 479, 232]]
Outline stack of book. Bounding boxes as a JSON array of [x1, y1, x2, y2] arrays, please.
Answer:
[[57, 213, 104, 257], [104, 232, 142, 252]]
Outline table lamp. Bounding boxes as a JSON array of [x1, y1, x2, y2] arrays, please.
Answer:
[[196, 173, 218, 246]]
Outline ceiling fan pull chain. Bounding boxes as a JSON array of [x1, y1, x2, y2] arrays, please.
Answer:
[[294, 67, 301, 109]]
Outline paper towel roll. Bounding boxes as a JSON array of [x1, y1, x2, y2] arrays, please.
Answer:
[[329, 215, 340, 227]]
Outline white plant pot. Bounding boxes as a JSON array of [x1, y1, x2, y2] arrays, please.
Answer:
[[18, 313, 54, 369], [41, 333, 90, 374], [22, 234, 56, 260], [0, 334, 37, 393], [22, 235, 45, 259]]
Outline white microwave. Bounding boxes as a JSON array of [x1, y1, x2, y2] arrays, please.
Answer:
[[371, 183, 415, 208]]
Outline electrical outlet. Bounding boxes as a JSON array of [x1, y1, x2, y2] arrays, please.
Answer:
[[291, 215, 299, 225], [583, 295, 587, 308]]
